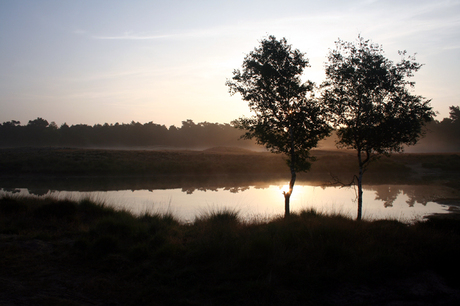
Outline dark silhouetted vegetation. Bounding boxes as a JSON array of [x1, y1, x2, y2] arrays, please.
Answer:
[[1, 196, 460, 305], [322, 35, 434, 220], [227, 36, 330, 217], [0, 118, 259, 149], [1, 108, 459, 153]]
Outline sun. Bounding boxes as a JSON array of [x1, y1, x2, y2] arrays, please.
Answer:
[[280, 184, 290, 194]]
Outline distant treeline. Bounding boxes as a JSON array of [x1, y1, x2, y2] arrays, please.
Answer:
[[1, 106, 459, 151], [0, 118, 259, 149]]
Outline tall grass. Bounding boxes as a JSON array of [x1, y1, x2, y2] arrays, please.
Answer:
[[1, 195, 460, 305]]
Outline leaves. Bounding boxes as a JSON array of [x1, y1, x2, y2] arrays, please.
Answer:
[[322, 35, 434, 159], [227, 36, 330, 173]]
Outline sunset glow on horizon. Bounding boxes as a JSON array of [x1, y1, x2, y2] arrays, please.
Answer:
[[1, 0, 459, 127]]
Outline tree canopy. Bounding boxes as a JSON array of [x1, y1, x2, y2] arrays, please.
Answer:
[[227, 35, 330, 216], [322, 35, 434, 219]]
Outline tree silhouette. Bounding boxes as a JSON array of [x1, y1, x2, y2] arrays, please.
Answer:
[[449, 105, 460, 122], [26, 118, 49, 146], [322, 35, 434, 220], [227, 36, 330, 217], [0, 118, 258, 149], [27, 118, 49, 129]]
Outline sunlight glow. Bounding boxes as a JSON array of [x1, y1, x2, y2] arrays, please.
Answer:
[[280, 184, 290, 194], [0, 1, 458, 125]]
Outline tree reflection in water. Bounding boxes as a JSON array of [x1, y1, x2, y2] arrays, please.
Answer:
[[373, 186, 400, 208], [403, 186, 435, 207], [225, 186, 250, 193], [369, 185, 446, 208]]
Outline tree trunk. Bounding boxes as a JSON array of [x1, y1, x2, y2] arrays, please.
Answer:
[[284, 170, 296, 218], [284, 193, 291, 218], [357, 165, 363, 220], [357, 149, 368, 221], [284, 128, 297, 218]]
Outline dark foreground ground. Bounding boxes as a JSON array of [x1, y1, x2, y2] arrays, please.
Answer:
[[1, 196, 460, 306]]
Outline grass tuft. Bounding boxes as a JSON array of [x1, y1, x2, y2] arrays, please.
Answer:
[[194, 207, 240, 225]]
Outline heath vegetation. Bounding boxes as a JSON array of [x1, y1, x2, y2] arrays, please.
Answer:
[[1, 195, 460, 305]]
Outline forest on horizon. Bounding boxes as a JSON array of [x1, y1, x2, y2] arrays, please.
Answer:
[[0, 118, 260, 150], [0, 106, 459, 152]]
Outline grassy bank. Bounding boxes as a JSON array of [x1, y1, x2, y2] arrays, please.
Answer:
[[1, 147, 459, 179], [1, 196, 460, 305], [0, 147, 288, 176]]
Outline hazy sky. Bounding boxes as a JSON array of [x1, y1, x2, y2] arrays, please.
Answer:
[[1, 0, 459, 127]]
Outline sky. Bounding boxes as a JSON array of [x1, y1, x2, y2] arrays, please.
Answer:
[[1, 0, 459, 127]]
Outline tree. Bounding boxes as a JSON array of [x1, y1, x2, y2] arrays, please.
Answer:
[[449, 105, 460, 123], [226, 35, 330, 217], [26, 117, 50, 146], [27, 117, 49, 129], [322, 35, 434, 220]]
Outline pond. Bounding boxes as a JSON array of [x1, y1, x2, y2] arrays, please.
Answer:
[[1, 177, 458, 222]]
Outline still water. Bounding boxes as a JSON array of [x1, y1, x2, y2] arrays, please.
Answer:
[[2, 181, 456, 222]]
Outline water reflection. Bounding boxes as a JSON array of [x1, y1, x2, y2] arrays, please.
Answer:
[[373, 186, 399, 208], [369, 184, 456, 208], [1, 179, 458, 222]]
